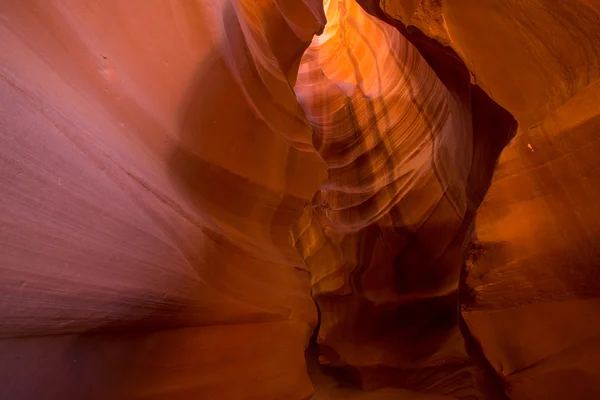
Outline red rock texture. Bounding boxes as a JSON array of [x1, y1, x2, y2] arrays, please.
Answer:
[[356, 0, 600, 398], [1, 0, 326, 398], [291, 0, 520, 397], [292, 0, 513, 396], [463, 81, 600, 399], [1, 0, 600, 399]]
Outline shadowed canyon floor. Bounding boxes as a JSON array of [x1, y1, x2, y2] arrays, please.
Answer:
[[1, 0, 600, 399]]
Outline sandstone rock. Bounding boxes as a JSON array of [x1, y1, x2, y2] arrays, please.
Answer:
[[2, 0, 600, 398], [293, 0, 514, 396], [358, 1, 600, 398], [1, 0, 326, 398]]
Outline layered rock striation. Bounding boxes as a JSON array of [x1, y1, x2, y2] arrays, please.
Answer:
[[293, 0, 515, 396], [2, 0, 600, 399], [1, 0, 326, 398], [357, 0, 600, 398]]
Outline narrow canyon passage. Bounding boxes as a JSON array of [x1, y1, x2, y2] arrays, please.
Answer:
[[292, 0, 510, 395], [1, 0, 600, 399]]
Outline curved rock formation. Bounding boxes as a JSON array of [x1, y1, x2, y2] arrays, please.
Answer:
[[1, 0, 327, 398], [355, 1, 600, 399], [1, 0, 600, 399], [292, 0, 516, 396]]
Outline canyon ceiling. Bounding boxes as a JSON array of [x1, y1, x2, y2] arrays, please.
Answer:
[[1, 0, 600, 399]]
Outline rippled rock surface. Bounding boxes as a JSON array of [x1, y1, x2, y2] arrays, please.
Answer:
[[358, 0, 600, 398], [1, 1, 326, 398], [2, 0, 600, 399], [293, 0, 514, 396]]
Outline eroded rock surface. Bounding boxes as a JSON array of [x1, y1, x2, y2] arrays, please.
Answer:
[[1, 0, 326, 398], [2, 0, 600, 399], [357, 1, 600, 398], [293, 0, 514, 397]]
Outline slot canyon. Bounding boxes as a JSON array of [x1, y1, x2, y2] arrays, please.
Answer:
[[2, 0, 600, 398]]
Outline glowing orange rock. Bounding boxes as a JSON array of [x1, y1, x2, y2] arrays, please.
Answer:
[[359, 0, 600, 398], [293, 0, 514, 396], [2, 0, 600, 398]]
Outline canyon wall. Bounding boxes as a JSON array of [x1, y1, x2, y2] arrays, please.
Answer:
[[2, 0, 600, 399], [1, 0, 327, 398], [356, 0, 600, 398], [293, 0, 514, 396]]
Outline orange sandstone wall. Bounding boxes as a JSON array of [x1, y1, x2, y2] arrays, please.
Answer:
[[0, 1, 327, 398], [293, 0, 515, 396], [2, 0, 600, 399], [357, 0, 600, 398]]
